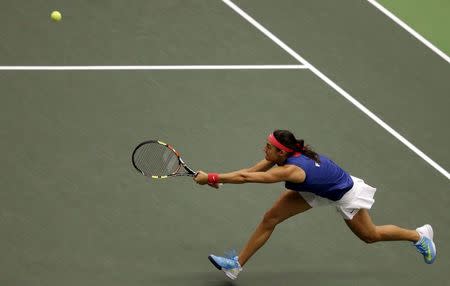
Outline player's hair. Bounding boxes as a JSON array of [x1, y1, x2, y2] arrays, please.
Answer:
[[273, 129, 320, 163]]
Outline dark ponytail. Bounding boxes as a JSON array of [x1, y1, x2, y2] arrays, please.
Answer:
[[273, 129, 320, 163]]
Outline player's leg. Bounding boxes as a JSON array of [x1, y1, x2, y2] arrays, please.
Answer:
[[345, 209, 436, 264], [238, 190, 312, 266], [344, 209, 419, 242], [207, 190, 312, 279]]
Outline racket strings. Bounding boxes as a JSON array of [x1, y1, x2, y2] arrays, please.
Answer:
[[133, 143, 180, 176]]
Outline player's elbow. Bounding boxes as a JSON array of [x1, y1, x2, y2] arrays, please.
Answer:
[[238, 172, 251, 183], [234, 172, 258, 183], [241, 172, 275, 184]]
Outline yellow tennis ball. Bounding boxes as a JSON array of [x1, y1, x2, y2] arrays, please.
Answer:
[[51, 11, 62, 22]]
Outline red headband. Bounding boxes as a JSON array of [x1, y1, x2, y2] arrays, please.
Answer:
[[268, 133, 294, 153]]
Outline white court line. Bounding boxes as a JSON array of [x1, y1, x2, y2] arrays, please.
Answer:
[[0, 65, 306, 71], [367, 0, 450, 64], [223, 0, 450, 180]]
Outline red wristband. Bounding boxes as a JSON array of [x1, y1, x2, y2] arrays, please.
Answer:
[[208, 173, 220, 185]]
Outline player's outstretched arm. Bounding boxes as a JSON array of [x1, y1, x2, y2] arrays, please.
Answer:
[[194, 165, 304, 185]]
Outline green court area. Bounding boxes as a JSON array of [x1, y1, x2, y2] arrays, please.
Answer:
[[1, 1, 449, 286], [378, 0, 450, 55]]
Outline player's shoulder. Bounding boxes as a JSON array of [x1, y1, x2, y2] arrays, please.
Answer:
[[281, 162, 305, 172]]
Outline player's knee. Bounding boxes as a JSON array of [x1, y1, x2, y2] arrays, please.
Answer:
[[359, 232, 380, 244], [262, 211, 281, 229]]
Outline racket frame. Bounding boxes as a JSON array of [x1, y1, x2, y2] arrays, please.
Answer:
[[132, 140, 196, 179]]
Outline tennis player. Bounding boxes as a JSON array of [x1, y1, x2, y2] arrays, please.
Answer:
[[194, 129, 436, 280]]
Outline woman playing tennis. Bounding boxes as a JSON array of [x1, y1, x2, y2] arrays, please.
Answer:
[[194, 130, 436, 280]]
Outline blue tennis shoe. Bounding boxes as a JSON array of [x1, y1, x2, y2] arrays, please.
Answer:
[[208, 250, 242, 280], [414, 224, 436, 264]]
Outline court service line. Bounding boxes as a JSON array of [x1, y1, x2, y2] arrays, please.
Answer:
[[0, 65, 306, 71], [367, 0, 450, 64], [223, 0, 450, 180]]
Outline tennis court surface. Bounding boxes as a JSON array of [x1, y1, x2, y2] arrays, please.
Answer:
[[1, 1, 449, 285]]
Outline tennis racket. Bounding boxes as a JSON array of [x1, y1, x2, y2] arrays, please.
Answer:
[[132, 140, 196, 179]]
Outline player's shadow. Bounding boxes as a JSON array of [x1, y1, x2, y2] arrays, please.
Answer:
[[153, 272, 236, 286], [154, 269, 402, 286]]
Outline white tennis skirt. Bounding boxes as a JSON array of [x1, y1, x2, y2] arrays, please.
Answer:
[[297, 176, 376, 220]]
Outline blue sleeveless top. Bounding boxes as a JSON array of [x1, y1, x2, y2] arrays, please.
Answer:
[[284, 154, 353, 201]]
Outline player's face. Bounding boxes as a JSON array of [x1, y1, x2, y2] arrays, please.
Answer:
[[264, 142, 284, 162]]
